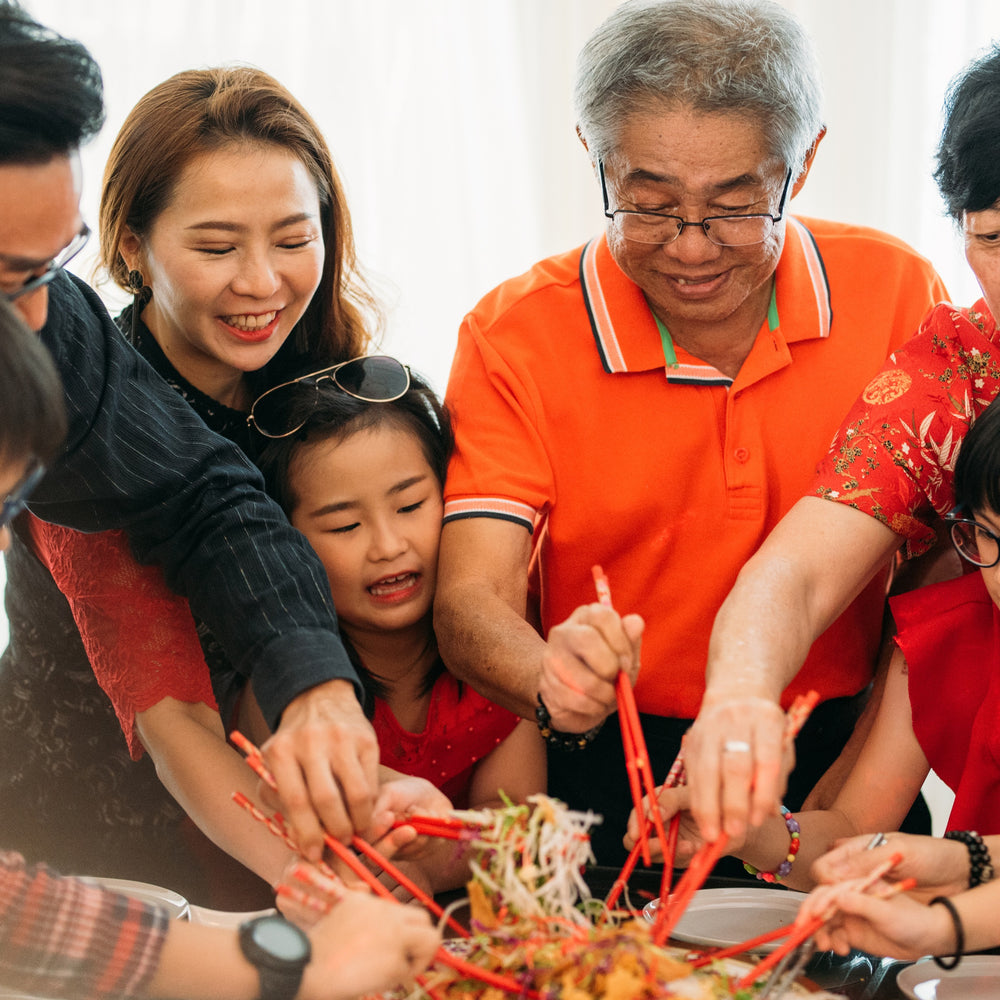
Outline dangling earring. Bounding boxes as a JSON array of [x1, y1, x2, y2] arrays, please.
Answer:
[[127, 269, 146, 340]]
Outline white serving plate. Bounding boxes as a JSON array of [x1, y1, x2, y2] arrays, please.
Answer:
[[897, 955, 1000, 999], [643, 886, 808, 952], [78, 875, 190, 920]]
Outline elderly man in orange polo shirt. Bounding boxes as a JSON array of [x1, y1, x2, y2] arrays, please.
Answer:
[[434, 0, 947, 869]]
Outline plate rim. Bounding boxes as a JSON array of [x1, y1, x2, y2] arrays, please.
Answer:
[[643, 885, 809, 952], [77, 875, 190, 918], [896, 954, 1000, 999]]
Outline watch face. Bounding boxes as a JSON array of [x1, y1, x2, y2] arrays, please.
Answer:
[[251, 917, 311, 962]]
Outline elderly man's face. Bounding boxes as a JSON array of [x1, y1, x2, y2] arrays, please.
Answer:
[[0, 153, 84, 332], [602, 108, 789, 340]]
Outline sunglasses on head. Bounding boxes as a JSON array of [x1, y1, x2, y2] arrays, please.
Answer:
[[247, 355, 411, 439]]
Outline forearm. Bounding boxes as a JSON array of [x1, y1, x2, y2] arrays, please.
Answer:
[[738, 808, 860, 892], [145, 923, 258, 1000], [705, 555, 820, 705], [435, 583, 544, 720], [137, 701, 294, 887], [705, 497, 902, 705], [801, 635, 893, 812]]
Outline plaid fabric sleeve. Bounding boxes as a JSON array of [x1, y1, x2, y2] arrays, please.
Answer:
[[0, 851, 169, 999]]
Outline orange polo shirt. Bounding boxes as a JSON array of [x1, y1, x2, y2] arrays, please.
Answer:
[[444, 219, 947, 719]]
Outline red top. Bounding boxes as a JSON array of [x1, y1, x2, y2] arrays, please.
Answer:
[[445, 221, 946, 717], [891, 571, 1000, 834], [374, 672, 520, 808], [0, 850, 168, 998], [813, 299, 1000, 555]]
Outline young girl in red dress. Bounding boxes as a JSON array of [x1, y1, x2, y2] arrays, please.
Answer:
[[254, 363, 546, 891]]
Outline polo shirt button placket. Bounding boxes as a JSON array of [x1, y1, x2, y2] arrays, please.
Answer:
[[734, 446, 750, 464]]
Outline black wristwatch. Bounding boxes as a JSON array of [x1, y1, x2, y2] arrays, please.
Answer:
[[238, 914, 311, 1000]]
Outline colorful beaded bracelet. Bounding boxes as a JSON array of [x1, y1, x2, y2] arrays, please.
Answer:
[[743, 806, 801, 883]]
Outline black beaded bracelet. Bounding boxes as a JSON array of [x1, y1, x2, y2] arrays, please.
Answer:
[[534, 694, 604, 751], [929, 896, 964, 971], [944, 830, 995, 888]]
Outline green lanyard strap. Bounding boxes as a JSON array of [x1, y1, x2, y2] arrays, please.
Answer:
[[653, 281, 779, 371]]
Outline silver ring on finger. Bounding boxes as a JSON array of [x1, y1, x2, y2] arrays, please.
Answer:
[[723, 739, 752, 754]]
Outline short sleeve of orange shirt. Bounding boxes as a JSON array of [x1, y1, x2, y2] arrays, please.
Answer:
[[812, 299, 1000, 558], [444, 219, 947, 719]]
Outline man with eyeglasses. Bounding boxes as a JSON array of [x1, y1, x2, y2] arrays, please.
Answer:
[[435, 0, 948, 867], [0, 1, 378, 856]]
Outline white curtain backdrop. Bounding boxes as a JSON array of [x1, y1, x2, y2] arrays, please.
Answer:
[[11, 0, 1000, 830], [22, 0, 1000, 393]]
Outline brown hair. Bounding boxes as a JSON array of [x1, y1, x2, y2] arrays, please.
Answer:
[[99, 66, 377, 368]]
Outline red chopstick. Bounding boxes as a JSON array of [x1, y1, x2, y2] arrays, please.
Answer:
[[433, 947, 541, 999], [390, 814, 485, 840], [350, 835, 468, 938], [592, 566, 670, 870], [652, 833, 729, 945], [604, 838, 643, 912], [230, 730, 278, 790]]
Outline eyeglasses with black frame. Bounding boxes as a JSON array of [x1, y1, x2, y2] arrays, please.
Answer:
[[247, 355, 411, 439], [1, 461, 46, 533], [599, 161, 793, 247], [3, 225, 91, 303], [946, 506, 1000, 568]]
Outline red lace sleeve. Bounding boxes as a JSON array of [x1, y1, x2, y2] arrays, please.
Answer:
[[27, 516, 217, 760]]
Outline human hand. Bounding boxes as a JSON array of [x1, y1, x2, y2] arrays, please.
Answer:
[[538, 603, 644, 732], [260, 679, 380, 859], [801, 878, 951, 959], [366, 771, 454, 860], [683, 693, 791, 842], [299, 890, 441, 1000], [812, 832, 968, 900], [622, 785, 729, 866], [275, 859, 345, 928]]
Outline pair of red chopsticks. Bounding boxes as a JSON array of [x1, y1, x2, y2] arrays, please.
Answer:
[[388, 814, 485, 840], [592, 566, 671, 870]]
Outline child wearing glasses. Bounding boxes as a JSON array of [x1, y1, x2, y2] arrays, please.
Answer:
[[254, 365, 546, 892], [633, 395, 1000, 891]]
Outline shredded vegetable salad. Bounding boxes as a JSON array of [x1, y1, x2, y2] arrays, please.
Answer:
[[380, 795, 787, 1000], [453, 793, 600, 927]]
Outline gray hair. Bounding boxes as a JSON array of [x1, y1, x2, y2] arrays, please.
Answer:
[[574, 0, 824, 175]]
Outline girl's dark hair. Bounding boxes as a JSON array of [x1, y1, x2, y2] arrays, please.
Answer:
[[954, 395, 1000, 514], [0, 298, 67, 466], [934, 45, 1000, 221], [256, 368, 452, 710], [259, 368, 452, 515]]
